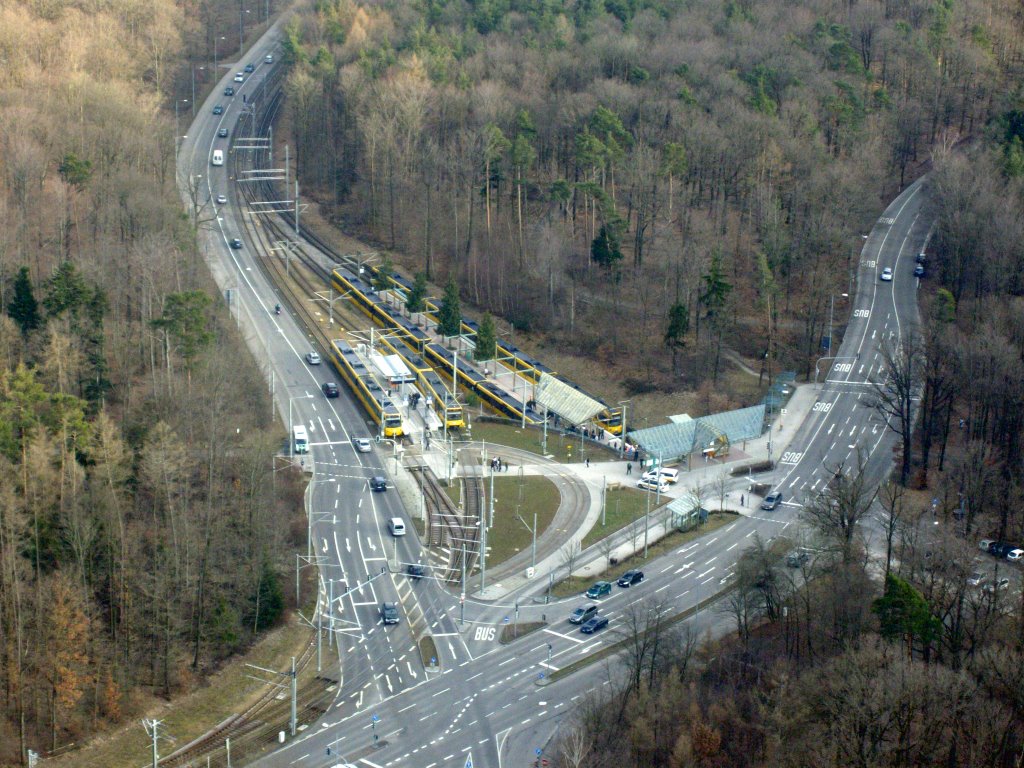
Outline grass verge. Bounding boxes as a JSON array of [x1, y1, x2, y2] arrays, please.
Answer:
[[460, 422, 619, 464], [551, 512, 740, 598], [419, 636, 439, 668], [50, 618, 314, 768], [580, 487, 650, 550]]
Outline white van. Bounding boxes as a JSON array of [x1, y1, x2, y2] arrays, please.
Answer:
[[211, 149, 224, 167], [388, 518, 406, 536], [292, 425, 309, 454], [641, 467, 679, 484]]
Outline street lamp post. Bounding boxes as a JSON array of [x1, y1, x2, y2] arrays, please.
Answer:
[[214, 35, 226, 71], [174, 99, 188, 167], [827, 292, 848, 358], [191, 65, 205, 115], [617, 400, 630, 459]]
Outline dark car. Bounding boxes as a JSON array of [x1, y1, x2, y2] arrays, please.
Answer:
[[580, 615, 609, 634], [244, 62, 256, 72], [990, 541, 1018, 558], [913, 264, 925, 278], [229, 238, 243, 249], [786, 551, 810, 568], [761, 492, 783, 511], [218, 127, 229, 138], [321, 382, 339, 398], [585, 581, 612, 599], [212, 104, 224, 115], [223, 86, 235, 96], [370, 476, 387, 492], [406, 564, 425, 580], [915, 251, 926, 264], [617, 569, 645, 588], [380, 602, 399, 625], [568, 604, 598, 625]]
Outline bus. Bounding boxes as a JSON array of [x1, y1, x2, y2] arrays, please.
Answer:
[[211, 149, 224, 167], [292, 425, 309, 454]]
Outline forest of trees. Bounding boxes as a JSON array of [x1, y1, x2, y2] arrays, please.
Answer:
[[0, 0, 298, 761], [282, 0, 1022, 395]]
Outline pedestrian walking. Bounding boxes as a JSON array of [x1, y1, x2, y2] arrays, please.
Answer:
[[585, 458, 590, 468], [626, 462, 632, 475], [741, 494, 745, 507]]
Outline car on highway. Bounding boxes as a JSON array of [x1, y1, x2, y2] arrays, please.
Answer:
[[636, 478, 669, 493], [215, 194, 227, 205], [879, 267, 893, 282], [223, 86, 235, 96], [229, 237, 242, 249], [370, 476, 388, 492], [580, 615, 609, 634], [786, 551, 810, 568], [321, 382, 339, 397], [354, 437, 372, 453], [617, 569, 645, 588], [380, 602, 400, 624], [585, 581, 612, 599], [306, 351, 321, 365], [916, 251, 926, 263], [406, 564, 425, 580], [913, 263, 925, 278], [761, 491, 784, 510], [265, 53, 274, 63], [568, 604, 598, 625], [234, 72, 245, 82], [244, 62, 255, 72], [212, 104, 224, 115], [218, 127, 229, 138]]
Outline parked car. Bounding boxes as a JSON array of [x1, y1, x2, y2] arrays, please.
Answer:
[[265, 53, 274, 63], [636, 479, 669, 493], [983, 577, 1010, 593], [786, 551, 810, 568], [306, 351, 321, 365], [1007, 548, 1024, 563], [967, 570, 987, 587], [380, 602, 399, 624], [568, 604, 598, 625], [212, 104, 224, 115], [229, 237, 242, 249], [406, 564, 425, 580], [915, 251, 926, 264], [580, 615, 609, 634], [617, 569, 645, 588], [321, 382, 339, 398], [585, 581, 612, 599], [879, 267, 893, 282], [223, 86, 235, 96], [354, 437, 372, 453], [761, 492, 784, 511], [370, 476, 387, 492], [979, 538, 998, 552], [989, 541, 1017, 558], [218, 127, 229, 138]]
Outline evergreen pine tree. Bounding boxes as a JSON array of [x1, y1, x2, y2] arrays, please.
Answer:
[[438, 275, 462, 338], [8, 266, 41, 335], [406, 272, 427, 315], [475, 313, 497, 362]]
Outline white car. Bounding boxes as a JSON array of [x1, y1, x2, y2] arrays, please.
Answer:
[[215, 194, 227, 205], [234, 72, 245, 82], [1007, 548, 1024, 563], [306, 351, 321, 365], [265, 53, 274, 63], [636, 479, 669, 493], [879, 267, 893, 282], [354, 437, 372, 453]]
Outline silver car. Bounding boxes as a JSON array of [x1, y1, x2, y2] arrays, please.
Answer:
[[306, 351, 321, 365], [354, 437, 372, 453]]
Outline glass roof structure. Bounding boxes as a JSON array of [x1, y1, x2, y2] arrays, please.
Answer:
[[631, 404, 766, 462], [535, 372, 606, 426]]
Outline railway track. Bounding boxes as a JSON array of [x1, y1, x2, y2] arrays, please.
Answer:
[[409, 466, 483, 584]]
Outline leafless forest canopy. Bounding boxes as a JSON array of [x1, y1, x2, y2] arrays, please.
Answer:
[[284, 0, 1023, 398], [0, 0, 302, 761]]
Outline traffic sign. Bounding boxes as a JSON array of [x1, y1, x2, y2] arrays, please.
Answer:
[[503, 616, 510, 624], [372, 714, 380, 722], [465, 753, 474, 768]]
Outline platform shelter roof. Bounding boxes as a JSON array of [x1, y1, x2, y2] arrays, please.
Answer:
[[536, 372, 605, 426], [631, 404, 766, 462]]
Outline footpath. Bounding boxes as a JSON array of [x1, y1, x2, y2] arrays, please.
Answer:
[[388, 382, 822, 602]]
